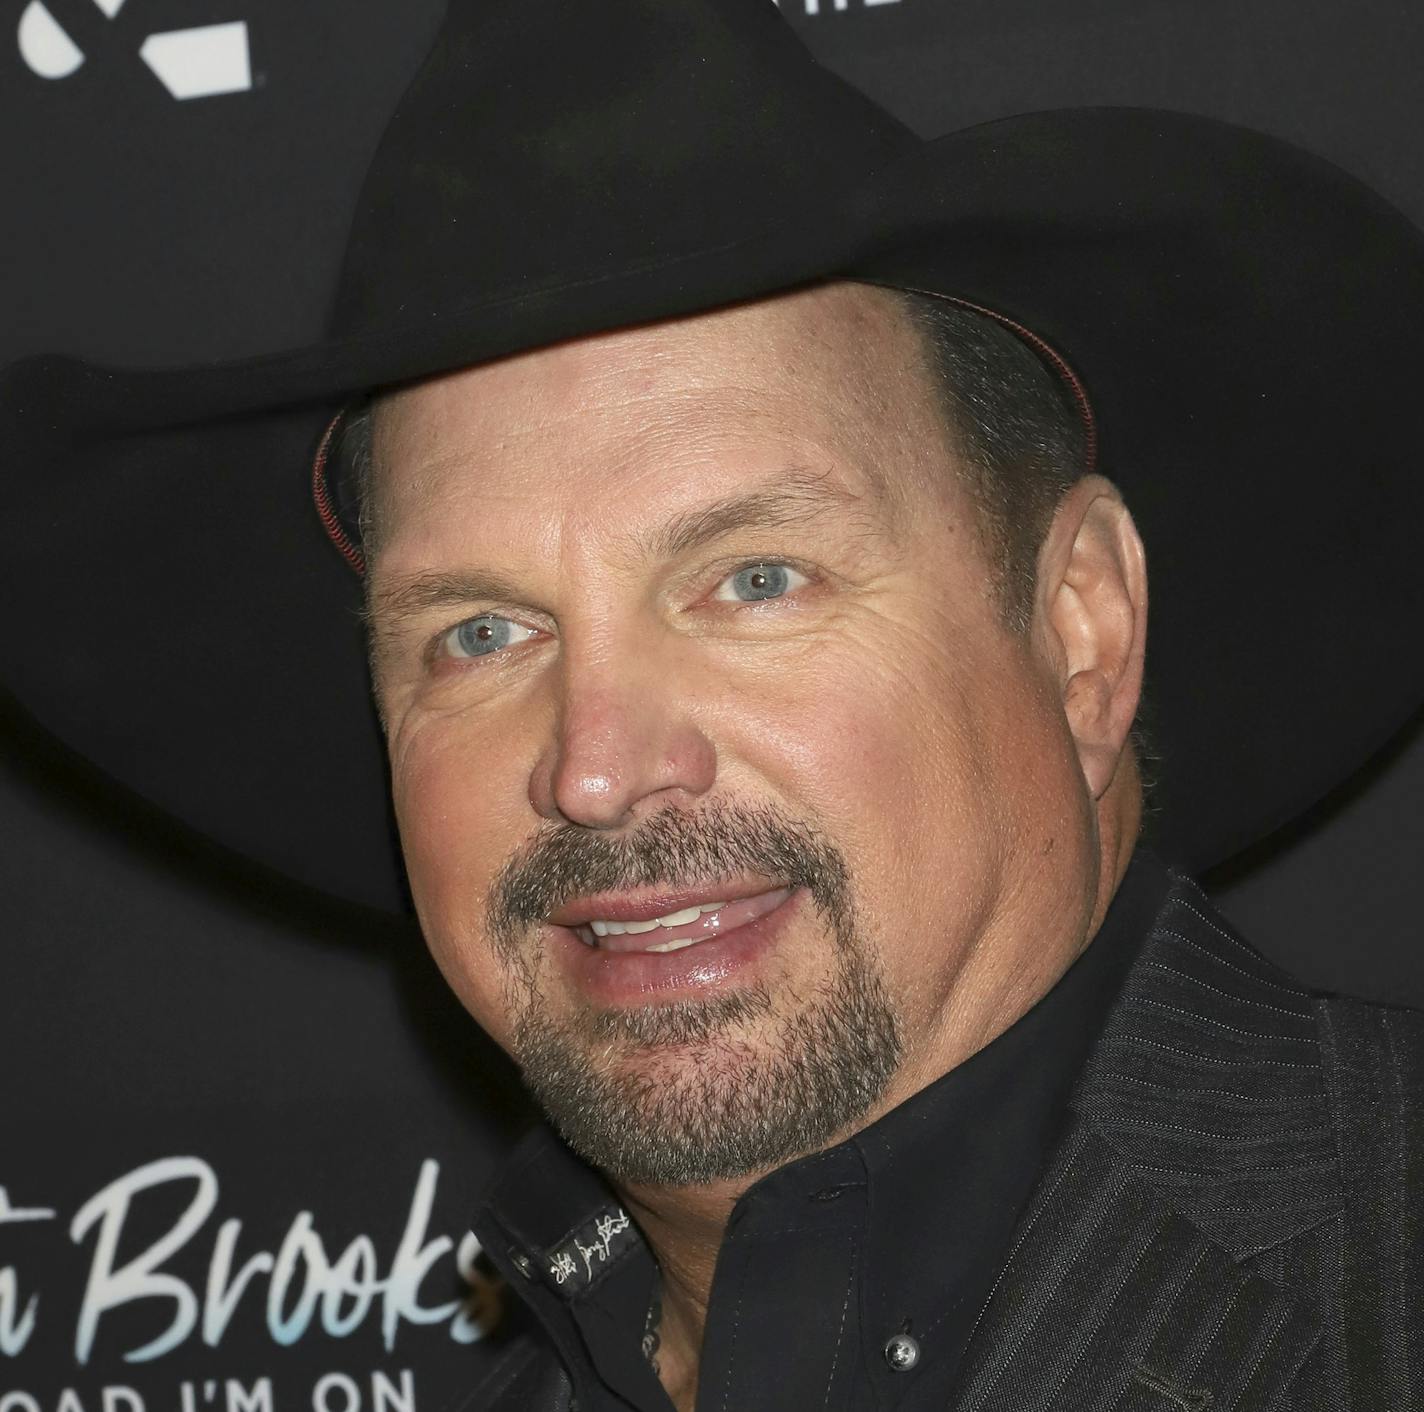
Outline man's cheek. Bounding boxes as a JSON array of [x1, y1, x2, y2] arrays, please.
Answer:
[[394, 761, 524, 1046], [737, 653, 949, 810], [394, 759, 467, 903], [391, 731, 514, 937]]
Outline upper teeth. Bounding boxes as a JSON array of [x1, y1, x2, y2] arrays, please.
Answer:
[[588, 901, 725, 937]]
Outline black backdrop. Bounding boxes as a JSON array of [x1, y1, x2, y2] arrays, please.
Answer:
[[4, 3, 1422, 1411]]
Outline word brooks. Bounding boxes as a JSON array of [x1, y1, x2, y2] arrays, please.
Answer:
[[0, 1159, 499, 1364]]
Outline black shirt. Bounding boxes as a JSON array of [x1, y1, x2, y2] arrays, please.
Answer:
[[469, 853, 1173, 1410]]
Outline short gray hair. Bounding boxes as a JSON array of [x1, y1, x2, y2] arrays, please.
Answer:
[[896, 290, 1089, 630]]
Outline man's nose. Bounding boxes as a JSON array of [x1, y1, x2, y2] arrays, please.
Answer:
[[526, 647, 718, 829]]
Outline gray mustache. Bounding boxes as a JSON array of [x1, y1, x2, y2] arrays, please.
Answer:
[[488, 801, 851, 955]]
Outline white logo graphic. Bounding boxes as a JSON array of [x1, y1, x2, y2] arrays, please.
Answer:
[[0, 1188, 56, 1225], [0, 1158, 500, 1364], [17, 1, 251, 99]]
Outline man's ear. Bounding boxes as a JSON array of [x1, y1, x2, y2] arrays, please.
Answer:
[[1030, 475, 1148, 800]]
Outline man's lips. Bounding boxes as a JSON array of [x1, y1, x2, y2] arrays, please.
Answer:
[[545, 882, 793, 955], [582, 887, 793, 954], [547, 886, 803, 1003]]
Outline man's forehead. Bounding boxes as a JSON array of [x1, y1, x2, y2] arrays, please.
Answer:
[[367, 281, 943, 552]]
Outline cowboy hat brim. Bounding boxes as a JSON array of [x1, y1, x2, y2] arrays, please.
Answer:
[[5, 68, 1424, 913]]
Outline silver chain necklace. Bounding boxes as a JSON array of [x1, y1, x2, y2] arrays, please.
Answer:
[[641, 1272, 663, 1376]]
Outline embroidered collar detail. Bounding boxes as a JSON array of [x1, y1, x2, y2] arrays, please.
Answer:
[[543, 1204, 638, 1298]]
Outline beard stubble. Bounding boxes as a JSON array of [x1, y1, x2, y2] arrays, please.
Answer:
[[488, 801, 905, 1187]]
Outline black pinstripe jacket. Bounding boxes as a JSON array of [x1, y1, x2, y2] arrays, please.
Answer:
[[471, 877, 1424, 1410]]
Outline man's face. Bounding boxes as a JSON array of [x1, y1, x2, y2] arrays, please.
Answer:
[[366, 284, 1097, 1187]]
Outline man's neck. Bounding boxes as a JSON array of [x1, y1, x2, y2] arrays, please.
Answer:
[[619, 1178, 742, 1410]]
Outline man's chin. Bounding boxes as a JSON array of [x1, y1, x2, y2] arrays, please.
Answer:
[[512, 970, 905, 1188]]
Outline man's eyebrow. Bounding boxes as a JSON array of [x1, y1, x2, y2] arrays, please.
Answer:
[[639, 469, 890, 562], [365, 569, 528, 634]]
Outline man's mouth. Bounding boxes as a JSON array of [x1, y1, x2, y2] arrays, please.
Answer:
[[553, 886, 793, 955]]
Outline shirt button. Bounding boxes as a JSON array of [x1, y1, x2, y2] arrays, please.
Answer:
[[883, 1333, 921, 1372]]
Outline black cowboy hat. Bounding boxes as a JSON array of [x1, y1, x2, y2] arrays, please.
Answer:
[[4, 0, 1424, 915]]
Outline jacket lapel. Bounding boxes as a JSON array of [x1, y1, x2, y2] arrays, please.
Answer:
[[949, 878, 1343, 1411]]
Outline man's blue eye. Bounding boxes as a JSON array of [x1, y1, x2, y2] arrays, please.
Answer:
[[715, 563, 808, 603], [443, 615, 535, 659]]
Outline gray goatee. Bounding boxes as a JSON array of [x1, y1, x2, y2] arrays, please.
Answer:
[[488, 801, 904, 1186]]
